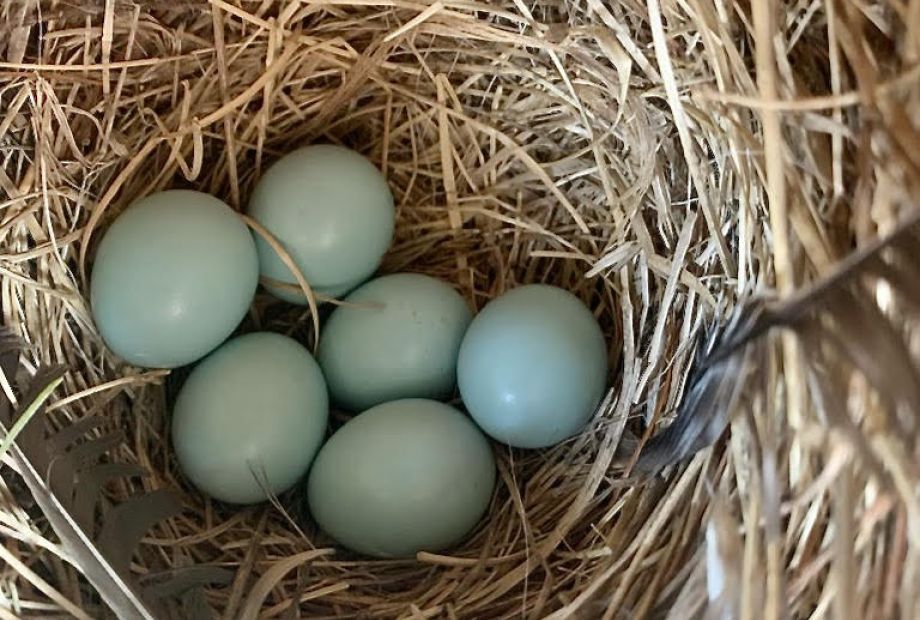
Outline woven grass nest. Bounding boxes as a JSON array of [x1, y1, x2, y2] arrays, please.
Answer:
[[2, 0, 920, 618]]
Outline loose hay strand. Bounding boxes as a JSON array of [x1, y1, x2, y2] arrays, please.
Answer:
[[1, 0, 919, 618]]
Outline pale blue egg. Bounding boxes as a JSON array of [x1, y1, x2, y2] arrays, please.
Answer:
[[246, 145, 395, 302], [90, 190, 258, 368], [317, 273, 472, 411], [307, 399, 495, 558], [172, 332, 328, 504], [457, 284, 608, 448]]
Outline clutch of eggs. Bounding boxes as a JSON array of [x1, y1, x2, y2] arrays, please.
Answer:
[[89, 144, 609, 558]]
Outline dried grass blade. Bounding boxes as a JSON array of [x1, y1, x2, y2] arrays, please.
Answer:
[[237, 549, 337, 620]]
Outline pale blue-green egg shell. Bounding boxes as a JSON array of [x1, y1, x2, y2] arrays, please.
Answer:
[[246, 145, 395, 302], [307, 399, 495, 558], [172, 332, 329, 505], [456, 284, 608, 449], [90, 190, 258, 369], [317, 273, 472, 411]]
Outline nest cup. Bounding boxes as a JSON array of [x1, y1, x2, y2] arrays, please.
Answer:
[[2, 1, 919, 618]]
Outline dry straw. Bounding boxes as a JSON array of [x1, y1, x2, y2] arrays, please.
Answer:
[[1, 0, 919, 618]]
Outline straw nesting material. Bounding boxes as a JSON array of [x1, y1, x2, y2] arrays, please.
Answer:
[[1, 0, 919, 618]]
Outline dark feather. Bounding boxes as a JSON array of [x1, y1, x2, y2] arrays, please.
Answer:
[[634, 298, 765, 474], [141, 566, 235, 600], [0, 329, 231, 618], [0, 329, 20, 382], [49, 415, 111, 452], [0, 356, 155, 619], [14, 366, 68, 473], [97, 490, 184, 576], [49, 432, 126, 503], [73, 464, 147, 533], [637, 210, 920, 474], [818, 290, 920, 434]]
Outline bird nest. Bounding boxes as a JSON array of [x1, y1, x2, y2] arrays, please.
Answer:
[[1, 1, 919, 618]]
